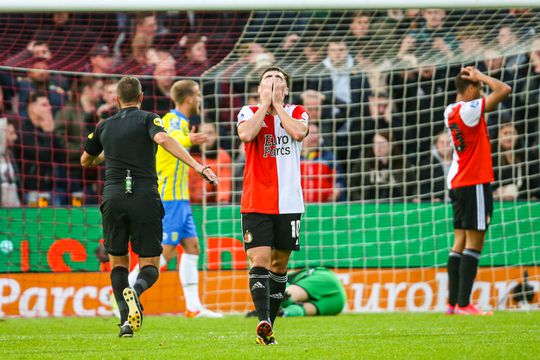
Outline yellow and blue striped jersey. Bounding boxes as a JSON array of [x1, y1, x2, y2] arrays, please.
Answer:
[[156, 110, 192, 201]]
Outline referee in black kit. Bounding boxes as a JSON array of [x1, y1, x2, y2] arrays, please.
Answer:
[[81, 76, 218, 337]]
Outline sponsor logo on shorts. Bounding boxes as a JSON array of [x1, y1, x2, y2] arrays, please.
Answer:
[[244, 230, 253, 244], [162, 233, 168, 240]]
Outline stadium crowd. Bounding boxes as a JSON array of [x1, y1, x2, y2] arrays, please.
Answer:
[[0, 9, 539, 207]]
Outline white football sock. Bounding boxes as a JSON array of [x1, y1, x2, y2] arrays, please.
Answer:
[[128, 265, 139, 287], [179, 253, 202, 311], [128, 255, 168, 287], [159, 254, 168, 268]]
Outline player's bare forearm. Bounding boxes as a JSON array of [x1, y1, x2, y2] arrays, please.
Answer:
[[80, 151, 104, 167], [154, 132, 219, 184], [274, 104, 308, 142], [237, 105, 269, 143], [479, 73, 512, 112]]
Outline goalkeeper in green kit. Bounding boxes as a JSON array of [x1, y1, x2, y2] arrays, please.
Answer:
[[248, 267, 347, 317]]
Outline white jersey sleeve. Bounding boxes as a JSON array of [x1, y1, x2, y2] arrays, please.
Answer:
[[237, 105, 255, 126], [459, 98, 484, 127]]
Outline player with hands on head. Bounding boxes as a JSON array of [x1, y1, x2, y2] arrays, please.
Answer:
[[81, 76, 217, 337], [444, 66, 511, 316], [237, 67, 309, 345], [127, 79, 222, 319]]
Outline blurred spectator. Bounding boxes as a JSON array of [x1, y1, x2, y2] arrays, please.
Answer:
[[519, 37, 540, 146], [350, 130, 415, 201], [188, 123, 232, 204], [301, 123, 343, 202], [299, 90, 334, 146], [388, 54, 446, 162], [223, 43, 275, 81], [141, 52, 176, 114], [4, 36, 52, 68], [346, 11, 375, 69], [54, 77, 103, 204], [97, 79, 119, 120], [0, 117, 21, 207], [409, 9, 457, 59], [497, 24, 528, 72], [387, 9, 423, 32], [113, 33, 154, 75], [417, 131, 453, 202], [175, 34, 211, 77], [363, 92, 392, 132], [15, 92, 62, 205], [492, 123, 540, 201], [245, 84, 260, 106], [15, 57, 68, 117], [456, 26, 485, 60], [84, 44, 114, 74], [116, 12, 157, 60], [478, 48, 514, 137], [308, 40, 371, 162]]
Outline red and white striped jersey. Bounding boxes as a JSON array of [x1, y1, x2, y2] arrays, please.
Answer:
[[444, 97, 494, 189], [237, 104, 309, 214]]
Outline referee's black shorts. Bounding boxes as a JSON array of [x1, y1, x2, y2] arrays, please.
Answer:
[[449, 183, 493, 231], [100, 193, 164, 257]]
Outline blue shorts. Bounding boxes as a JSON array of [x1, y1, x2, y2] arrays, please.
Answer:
[[162, 200, 198, 246]]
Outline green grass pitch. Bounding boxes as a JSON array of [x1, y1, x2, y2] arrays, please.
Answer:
[[1, 312, 539, 359]]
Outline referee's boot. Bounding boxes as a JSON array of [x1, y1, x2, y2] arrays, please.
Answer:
[[123, 287, 143, 331], [118, 321, 133, 338]]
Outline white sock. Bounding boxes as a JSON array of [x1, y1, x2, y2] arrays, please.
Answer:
[[159, 254, 168, 268], [128, 265, 139, 287], [128, 255, 168, 287], [179, 253, 202, 311]]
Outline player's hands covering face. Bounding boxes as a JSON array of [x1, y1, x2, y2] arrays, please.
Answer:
[[272, 79, 286, 106], [259, 77, 273, 107]]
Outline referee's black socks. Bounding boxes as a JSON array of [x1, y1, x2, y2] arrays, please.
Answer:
[[458, 248, 481, 307], [269, 271, 287, 325], [249, 267, 270, 323], [447, 251, 462, 306], [111, 266, 129, 323], [134, 265, 159, 297]]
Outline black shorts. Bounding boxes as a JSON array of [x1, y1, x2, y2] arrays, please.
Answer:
[[449, 183, 493, 231], [100, 193, 165, 257], [241, 213, 302, 251]]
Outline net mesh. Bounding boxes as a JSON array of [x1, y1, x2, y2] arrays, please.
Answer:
[[0, 9, 539, 316]]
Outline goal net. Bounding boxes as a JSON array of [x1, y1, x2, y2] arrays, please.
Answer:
[[0, 8, 539, 316]]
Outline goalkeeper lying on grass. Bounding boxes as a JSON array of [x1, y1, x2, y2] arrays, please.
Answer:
[[247, 267, 347, 317]]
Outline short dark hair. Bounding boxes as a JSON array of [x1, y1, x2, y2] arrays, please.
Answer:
[[135, 12, 155, 26], [29, 91, 48, 104], [455, 72, 481, 95], [170, 80, 198, 105], [259, 66, 290, 86], [117, 76, 142, 103]]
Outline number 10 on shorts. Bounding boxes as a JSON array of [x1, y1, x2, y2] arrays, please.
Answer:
[[291, 220, 301, 238]]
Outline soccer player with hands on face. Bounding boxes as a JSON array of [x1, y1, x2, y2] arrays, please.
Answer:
[[237, 67, 309, 345], [444, 66, 511, 315]]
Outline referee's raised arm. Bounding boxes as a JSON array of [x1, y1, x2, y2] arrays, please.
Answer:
[[78, 75, 217, 337], [81, 76, 218, 185], [153, 131, 218, 185]]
